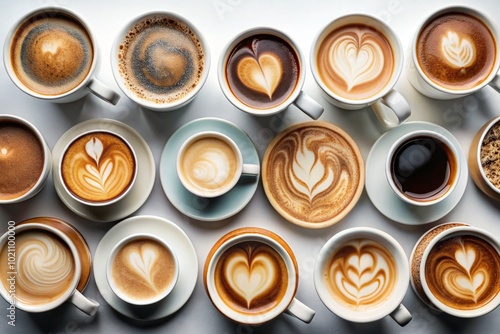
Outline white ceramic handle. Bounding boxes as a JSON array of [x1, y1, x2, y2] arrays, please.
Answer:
[[389, 303, 412, 327], [284, 298, 315, 323], [88, 78, 121, 105], [242, 164, 260, 176], [293, 91, 324, 120], [490, 74, 500, 93], [372, 89, 411, 128], [70, 290, 100, 316]]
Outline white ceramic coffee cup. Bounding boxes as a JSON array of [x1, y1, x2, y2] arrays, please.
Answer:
[[110, 11, 210, 111], [106, 233, 179, 306], [218, 27, 324, 120], [176, 131, 260, 198], [310, 14, 410, 128], [204, 227, 315, 325], [0, 114, 52, 204], [314, 227, 412, 326], [58, 129, 138, 207], [0, 223, 99, 315], [3, 6, 120, 105], [419, 226, 500, 317], [407, 6, 500, 100], [386, 130, 461, 206]]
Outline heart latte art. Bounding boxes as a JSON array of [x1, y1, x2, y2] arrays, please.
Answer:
[[425, 235, 500, 310], [214, 241, 288, 314], [317, 24, 394, 100], [61, 132, 135, 203], [324, 239, 397, 310], [263, 123, 362, 225]]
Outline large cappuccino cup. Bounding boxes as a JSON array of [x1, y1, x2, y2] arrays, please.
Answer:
[[407, 6, 500, 100], [4, 7, 120, 105], [204, 227, 315, 325]]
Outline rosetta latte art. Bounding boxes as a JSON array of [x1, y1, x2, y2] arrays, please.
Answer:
[[325, 239, 397, 310], [441, 31, 475, 68]]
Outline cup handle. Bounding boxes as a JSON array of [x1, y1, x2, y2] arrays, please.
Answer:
[[490, 74, 500, 93], [371, 89, 411, 128], [88, 78, 121, 105], [69, 290, 100, 316], [389, 303, 412, 327], [284, 298, 315, 323], [242, 164, 260, 176], [293, 91, 324, 120]]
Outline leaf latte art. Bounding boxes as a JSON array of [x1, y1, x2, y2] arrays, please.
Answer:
[[61, 132, 135, 203], [425, 236, 500, 310], [214, 242, 288, 314], [441, 31, 475, 68], [317, 24, 394, 100], [325, 239, 397, 310]]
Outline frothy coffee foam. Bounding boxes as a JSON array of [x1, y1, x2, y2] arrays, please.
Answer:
[[111, 238, 176, 301], [324, 239, 397, 310], [0, 230, 75, 305], [10, 13, 93, 96], [264, 124, 362, 224], [317, 24, 394, 100], [214, 241, 288, 314], [425, 235, 500, 310], [61, 132, 135, 203], [118, 15, 204, 104]]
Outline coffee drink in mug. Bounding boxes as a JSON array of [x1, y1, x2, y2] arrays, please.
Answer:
[[113, 12, 208, 110], [0, 115, 51, 204], [107, 235, 178, 305], [60, 131, 136, 205]]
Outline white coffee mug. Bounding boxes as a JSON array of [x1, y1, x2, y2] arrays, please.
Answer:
[[106, 233, 179, 306], [314, 227, 412, 326], [218, 27, 324, 119], [419, 226, 500, 317], [407, 6, 500, 100], [176, 131, 260, 198], [3, 6, 120, 105], [0, 223, 99, 315], [310, 14, 410, 128]]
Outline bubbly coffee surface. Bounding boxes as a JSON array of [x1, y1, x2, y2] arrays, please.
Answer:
[[214, 241, 288, 314], [0, 230, 75, 305], [417, 12, 496, 90], [0, 121, 44, 200], [61, 132, 135, 203], [118, 15, 204, 104], [226, 34, 299, 110], [264, 124, 361, 224], [480, 121, 500, 189], [425, 235, 500, 310], [317, 24, 394, 100], [324, 238, 397, 310], [10, 12, 93, 96], [111, 238, 176, 301]]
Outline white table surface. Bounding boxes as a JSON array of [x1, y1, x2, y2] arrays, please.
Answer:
[[2, 0, 500, 333]]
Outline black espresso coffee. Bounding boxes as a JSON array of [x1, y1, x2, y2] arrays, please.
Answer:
[[225, 34, 300, 110]]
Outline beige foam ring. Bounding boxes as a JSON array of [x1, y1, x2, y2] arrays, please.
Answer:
[[237, 53, 282, 99]]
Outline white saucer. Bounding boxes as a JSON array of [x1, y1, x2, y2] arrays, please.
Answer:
[[93, 215, 198, 321], [52, 119, 155, 222], [365, 121, 468, 225]]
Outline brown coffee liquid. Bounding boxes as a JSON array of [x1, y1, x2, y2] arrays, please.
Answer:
[[391, 136, 456, 202], [225, 34, 299, 110]]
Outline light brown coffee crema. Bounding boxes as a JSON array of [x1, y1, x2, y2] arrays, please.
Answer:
[[480, 121, 500, 189]]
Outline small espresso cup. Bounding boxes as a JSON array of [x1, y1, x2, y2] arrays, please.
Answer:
[[407, 6, 500, 100], [58, 129, 138, 207], [3, 6, 120, 105], [0, 114, 52, 204], [310, 14, 410, 128], [0, 222, 99, 315], [314, 227, 412, 326], [111, 11, 210, 111], [204, 227, 315, 325], [176, 131, 260, 198], [218, 27, 324, 119], [106, 233, 179, 306], [419, 226, 500, 317], [386, 130, 460, 206]]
